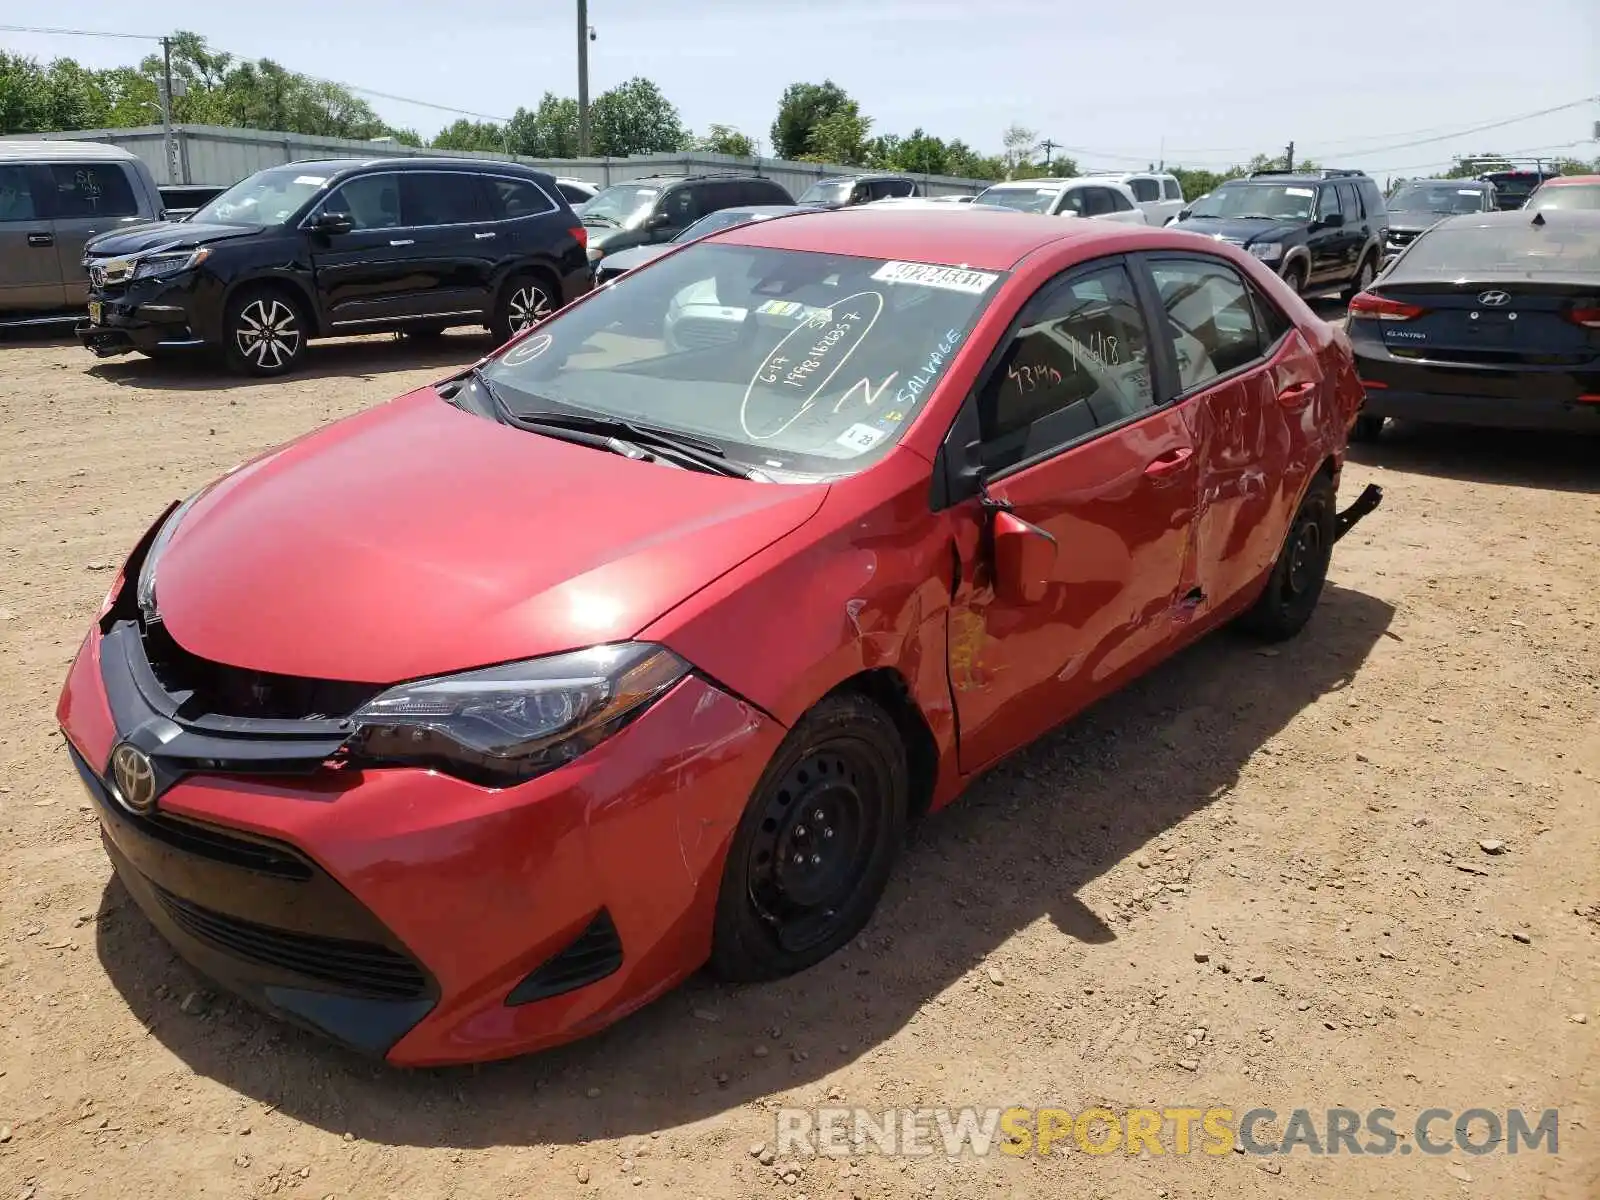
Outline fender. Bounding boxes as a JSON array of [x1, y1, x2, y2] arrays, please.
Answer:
[[215, 270, 323, 340]]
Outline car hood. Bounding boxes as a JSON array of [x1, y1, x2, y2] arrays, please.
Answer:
[[85, 221, 263, 258], [599, 244, 674, 273], [1386, 214, 1447, 234], [1172, 216, 1298, 246], [153, 390, 828, 683]]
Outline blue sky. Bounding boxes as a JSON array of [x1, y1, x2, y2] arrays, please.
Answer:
[[4, 0, 1597, 181]]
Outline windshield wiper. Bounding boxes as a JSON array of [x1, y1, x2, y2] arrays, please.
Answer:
[[518, 410, 761, 479], [581, 213, 620, 228]]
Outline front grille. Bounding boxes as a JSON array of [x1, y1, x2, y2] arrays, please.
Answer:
[[141, 812, 313, 880], [140, 621, 382, 722], [1388, 230, 1417, 246], [151, 882, 428, 1000], [506, 909, 624, 1005]]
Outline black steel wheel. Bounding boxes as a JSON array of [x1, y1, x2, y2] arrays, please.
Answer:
[[1238, 474, 1337, 642], [710, 694, 907, 981]]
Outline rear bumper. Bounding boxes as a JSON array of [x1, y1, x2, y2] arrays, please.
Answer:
[[1359, 388, 1600, 432]]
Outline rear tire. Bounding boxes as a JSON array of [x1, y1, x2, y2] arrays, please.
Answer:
[[1342, 253, 1377, 303], [491, 270, 558, 345], [709, 694, 908, 983], [1349, 413, 1385, 443], [222, 286, 307, 377], [1238, 474, 1337, 643]]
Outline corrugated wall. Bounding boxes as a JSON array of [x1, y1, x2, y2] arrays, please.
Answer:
[[4, 125, 991, 198]]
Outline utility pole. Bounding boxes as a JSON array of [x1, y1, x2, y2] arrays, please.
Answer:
[[1158, 136, 1165, 171], [1284, 140, 1295, 172], [1039, 138, 1056, 171], [576, 0, 591, 156], [159, 36, 179, 185]]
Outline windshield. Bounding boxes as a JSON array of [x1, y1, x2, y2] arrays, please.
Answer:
[[674, 209, 763, 242], [480, 243, 1004, 478], [798, 181, 853, 205], [975, 185, 1059, 214], [581, 182, 661, 226], [1392, 222, 1600, 276], [1481, 174, 1545, 202], [188, 165, 331, 227], [1389, 183, 1489, 215], [1530, 184, 1600, 212], [1187, 182, 1316, 220]]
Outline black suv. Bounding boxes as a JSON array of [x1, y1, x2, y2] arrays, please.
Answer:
[[796, 174, 921, 208], [1172, 169, 1389, 299], [580, 172, 794, 270], [78, 157, 592, 375]]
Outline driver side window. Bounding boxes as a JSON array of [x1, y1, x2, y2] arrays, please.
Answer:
[[322, 173, 402, 230], [976, 261, 1155, 472]]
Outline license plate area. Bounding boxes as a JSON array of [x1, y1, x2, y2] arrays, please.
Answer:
[[87, 300, 102, 325], [1465, 311, 1515, 346]]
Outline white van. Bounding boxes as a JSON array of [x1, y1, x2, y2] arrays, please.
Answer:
[[973, 177, 1148, 224], [1088, 171, 1186, 225]]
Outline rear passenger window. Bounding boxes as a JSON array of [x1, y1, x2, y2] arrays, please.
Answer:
[[0, 165, 38, 220], [1130, 178, 1160, 203], [978, 263, 1155, 471], [1337, 182, 1362, 219], [49, 163, 137, 218], [1162, 178, 1183, 201], [1149, 258, 1266, 390], [491, 178, 556, 219], [401, 172, 487, 226]]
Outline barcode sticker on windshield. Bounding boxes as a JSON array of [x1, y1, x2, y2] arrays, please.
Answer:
[[293, 175, 328, 186], [1286, 187, 1315, 197], [757, 300, 803, 316], [871, 261, 999, 295], [836, 423, 888, 453]]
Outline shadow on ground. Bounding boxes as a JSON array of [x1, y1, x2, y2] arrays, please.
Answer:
[[81, 330, 496, 392], [95, 583, 1393, 1148], [1349, 423, 1600, 495]]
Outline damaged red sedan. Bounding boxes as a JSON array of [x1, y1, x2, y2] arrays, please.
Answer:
[[58, 208, 1381, 1066]]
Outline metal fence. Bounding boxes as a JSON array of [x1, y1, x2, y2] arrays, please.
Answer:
[[4, 124, 992, 198]]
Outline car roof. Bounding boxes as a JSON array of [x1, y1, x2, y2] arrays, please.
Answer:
[[0, 138, 139, 163], [812, 173, 910, 183], [1400, 177, 1490, 187], [284, 156, 545, 174], [1542, 175, 1600, 186], [712, 206, 1148, 271], [1433, 208, 1600, 231]]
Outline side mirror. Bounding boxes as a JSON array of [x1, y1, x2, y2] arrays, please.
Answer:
[[644, 211, 671, 231], [991, 510, 1056, 604], [311, 210, 352, 235], [1317, 212, 1345, 229], [1176, 208, 1192, 221]]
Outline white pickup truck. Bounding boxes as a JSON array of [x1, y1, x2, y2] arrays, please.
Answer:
[[972, 177, 1148, 224]]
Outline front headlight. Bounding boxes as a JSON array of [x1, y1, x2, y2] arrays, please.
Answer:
[[131, 247, 210, 281], [346, 643, 690, 786], [136, 489, 205, 623], [1248, 243, 1284, 262]]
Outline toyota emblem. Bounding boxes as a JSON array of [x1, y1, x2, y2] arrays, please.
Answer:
[[110, 742, 158, 814], [1477, 290, 1511, 307]]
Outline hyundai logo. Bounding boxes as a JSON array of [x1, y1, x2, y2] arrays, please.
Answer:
[[109, 742, 158, 815], [1477, 290, 1511, 307]]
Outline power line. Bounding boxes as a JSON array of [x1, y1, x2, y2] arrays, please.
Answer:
[[1304, 95, 1599, 160], [0, 22, 160, 41]]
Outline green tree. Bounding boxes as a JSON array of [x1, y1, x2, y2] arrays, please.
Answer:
[[770, 80, 853, 161], [802, 103, 871, 166], [1001, 123, 1038, 176], [507, 92, 580, 158], [695, 124, 755, 157], [433, 118, 506, 152], [591, 76, 685, 157]]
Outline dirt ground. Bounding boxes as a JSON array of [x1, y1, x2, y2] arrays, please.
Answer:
[[1, 327, 1596, 1200]]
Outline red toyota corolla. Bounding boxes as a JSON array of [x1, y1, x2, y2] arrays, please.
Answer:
[[58, 208, 1381, 1066]]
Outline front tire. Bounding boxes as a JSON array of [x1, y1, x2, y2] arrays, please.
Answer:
[[491, 271, 558, 345], [1239, 474, 1336, 642], [1282, 260, 1308, 296], [223, 287, 307, 376], [709, 694, 908, 983]]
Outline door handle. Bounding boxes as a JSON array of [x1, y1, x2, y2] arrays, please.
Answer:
[[389, 238, 415, 247], [1277, 380, 1317, 405], [27, 232, 54, 247], [1143, 447, 1194, 477], [474, 231, 496, 240]]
